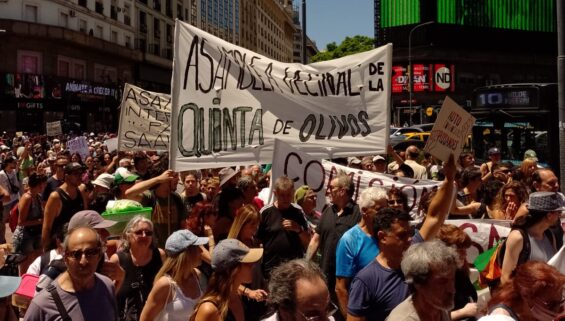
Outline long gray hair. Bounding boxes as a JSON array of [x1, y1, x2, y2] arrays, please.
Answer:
[[119, 215, 157, 251]]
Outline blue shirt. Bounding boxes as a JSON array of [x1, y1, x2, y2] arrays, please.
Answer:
[[335, 224, 379, 278], [347, 230, 424, 321]]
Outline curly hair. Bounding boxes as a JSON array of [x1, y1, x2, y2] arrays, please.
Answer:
[[267, 259, 326, 312]]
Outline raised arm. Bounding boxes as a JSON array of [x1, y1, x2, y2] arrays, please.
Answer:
[[125, 170, 173, 199], [419, 154, 455, 241]]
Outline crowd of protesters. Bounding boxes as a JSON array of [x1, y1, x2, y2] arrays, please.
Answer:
[[0, 130, 564, 321]]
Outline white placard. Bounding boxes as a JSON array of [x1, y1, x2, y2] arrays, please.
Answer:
[[424, 96, 475, 163], [105, 137, 118, 153], [67, 137, 90, 161], [46, 121, 62, 137], [271, 139, 441, 219], [170, 20, 392, 171], [117, 83, 171, 151]]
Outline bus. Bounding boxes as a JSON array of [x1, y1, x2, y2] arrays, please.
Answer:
[[469, 83, 559, 175]]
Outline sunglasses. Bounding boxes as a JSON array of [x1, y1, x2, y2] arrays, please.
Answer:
[[388, 199, 402, 206], [133, 229, 153, 237], [66, 247, 101, 260]]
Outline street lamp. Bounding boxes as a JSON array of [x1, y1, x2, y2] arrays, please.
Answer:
[[302, 0, 307, 64], [408, 21, 434, 126]]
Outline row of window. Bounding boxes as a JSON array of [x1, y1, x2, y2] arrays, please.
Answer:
[[17, 50, 118, 83]]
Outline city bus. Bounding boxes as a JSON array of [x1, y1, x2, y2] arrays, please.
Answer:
[[469, 83, 559, 175]]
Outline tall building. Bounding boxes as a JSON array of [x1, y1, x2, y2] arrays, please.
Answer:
[[291, 4, 318, 63], [374, 0, 556, 126], [0, 0, 301, 132]]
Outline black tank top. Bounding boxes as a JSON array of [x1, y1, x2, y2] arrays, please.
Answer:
[[116, 248, 163, 321], [52, 187, 83, 235]]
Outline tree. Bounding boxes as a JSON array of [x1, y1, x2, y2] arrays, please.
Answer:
[[311, 35, 375, 63]]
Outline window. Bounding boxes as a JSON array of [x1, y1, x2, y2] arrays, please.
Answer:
[[58, 59, 70, 77], [17, 51, 42, 74], [111, 31, 118, 42], [79, 19, 87, 33], [125, 35, 131, 48], [94, 64, 117, 83], [96, 25, 103, 38], [74, 62, 86, 79], [25, 5, 38, 22], [58, 56, 86, 80], [60, 12, 69, 27]]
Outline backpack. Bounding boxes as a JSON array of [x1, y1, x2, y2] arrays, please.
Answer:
[[478, 228, 555, 288]]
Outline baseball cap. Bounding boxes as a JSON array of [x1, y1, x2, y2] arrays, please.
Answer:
[[0, 276, 21, 298], [294, 185, 310, 205], [373, 155, 386, 162], [64, 162, 85, 174], [524, 149, 538, 161], [92, 173, 114, 190], [165, 230, 209, 256], [212, 239, 263, 271], [348, 157, 361, 166], [527, 192, 565, 212], [114, 167, 140, 185], [68, 210, 117, 230], [52, 139, 60, 143], [219, 167, 239, 187], [488, 147, 501, 156]]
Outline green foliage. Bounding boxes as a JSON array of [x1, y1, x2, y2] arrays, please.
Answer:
[[311, 35, 375, 63]]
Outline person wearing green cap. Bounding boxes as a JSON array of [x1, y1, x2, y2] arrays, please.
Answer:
[[294, 185, 321, 230]]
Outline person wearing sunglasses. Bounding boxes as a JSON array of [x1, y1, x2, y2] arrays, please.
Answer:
[[24, 226, 118, 321], [263, 259, 338, 321], [109, 215, 165, 321]]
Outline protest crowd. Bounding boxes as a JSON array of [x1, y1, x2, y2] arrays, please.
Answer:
[[0, 129, 564, 321]]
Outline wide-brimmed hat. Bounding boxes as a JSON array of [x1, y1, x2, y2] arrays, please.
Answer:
[[527, 192, 565, 212], [92, 173, 114, 190], [165, 230, 209, 256], [212, 239, 263, 272], [524, 149, 538, 162], [68, 210, 117, 230], [219, 167, 239, 187]]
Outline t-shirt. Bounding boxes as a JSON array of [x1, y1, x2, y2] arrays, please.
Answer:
[[24, 273, 117, 321], [257, 203, 308, 278], [386, 296, 450, 321], [141, 191, 186, 248], [347, 231, 424, 321], [316, 201, 361, 290], [336, 224, 379, 278]]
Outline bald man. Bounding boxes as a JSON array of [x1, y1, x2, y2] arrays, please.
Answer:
[[404, 146, 428, 180]]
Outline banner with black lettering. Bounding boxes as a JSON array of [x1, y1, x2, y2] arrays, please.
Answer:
[[170, 20, 392, 171], [117, 83, 171, 151], [271, 140, 440, 219]]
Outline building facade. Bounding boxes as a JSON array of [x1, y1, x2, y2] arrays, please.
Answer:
[[374, 0, 556, 126], [0, 0, 301, 132]]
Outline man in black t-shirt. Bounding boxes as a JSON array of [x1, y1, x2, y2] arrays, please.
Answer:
[[257, 176, 311, 279]]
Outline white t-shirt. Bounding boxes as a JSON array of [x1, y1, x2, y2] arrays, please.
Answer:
[[26, 249, 61, 276]]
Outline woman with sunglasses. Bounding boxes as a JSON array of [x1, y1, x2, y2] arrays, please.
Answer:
[[139, 230, 209, 321], [109, 215, 166, 321]]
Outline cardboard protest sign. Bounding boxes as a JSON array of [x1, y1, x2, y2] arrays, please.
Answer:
[[424, 96, 475, 163], [117, 83, 171, 151], [105, 137, 118, 153], [46, 121, 62, 137], [170, 20, 392, 171], [67, 137, 89, 161], [271, 140, 441, 218]]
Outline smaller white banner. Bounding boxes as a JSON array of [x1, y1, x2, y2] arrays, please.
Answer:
[[117, 83, 171, 152], [424, 96, 475, 163], [46, 121, 62, 137], [67, 137, 90, 161]]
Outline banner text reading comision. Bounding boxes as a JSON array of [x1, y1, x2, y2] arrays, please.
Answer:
[[170, 20, 392, 170]]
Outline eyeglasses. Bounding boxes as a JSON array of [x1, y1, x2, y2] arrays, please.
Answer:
[[66, 247, 101, 260], [298, 302, 339, 321], [388, 199, 402, 206], [133, 229, 153, 237]]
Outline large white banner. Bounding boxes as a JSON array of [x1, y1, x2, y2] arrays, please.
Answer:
[[271, 140, 441, 218], [117, 83, 171, 151], [170, 20, 392, 171]]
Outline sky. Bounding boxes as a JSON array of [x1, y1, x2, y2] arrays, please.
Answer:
[[297, 0, 375, 51]]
